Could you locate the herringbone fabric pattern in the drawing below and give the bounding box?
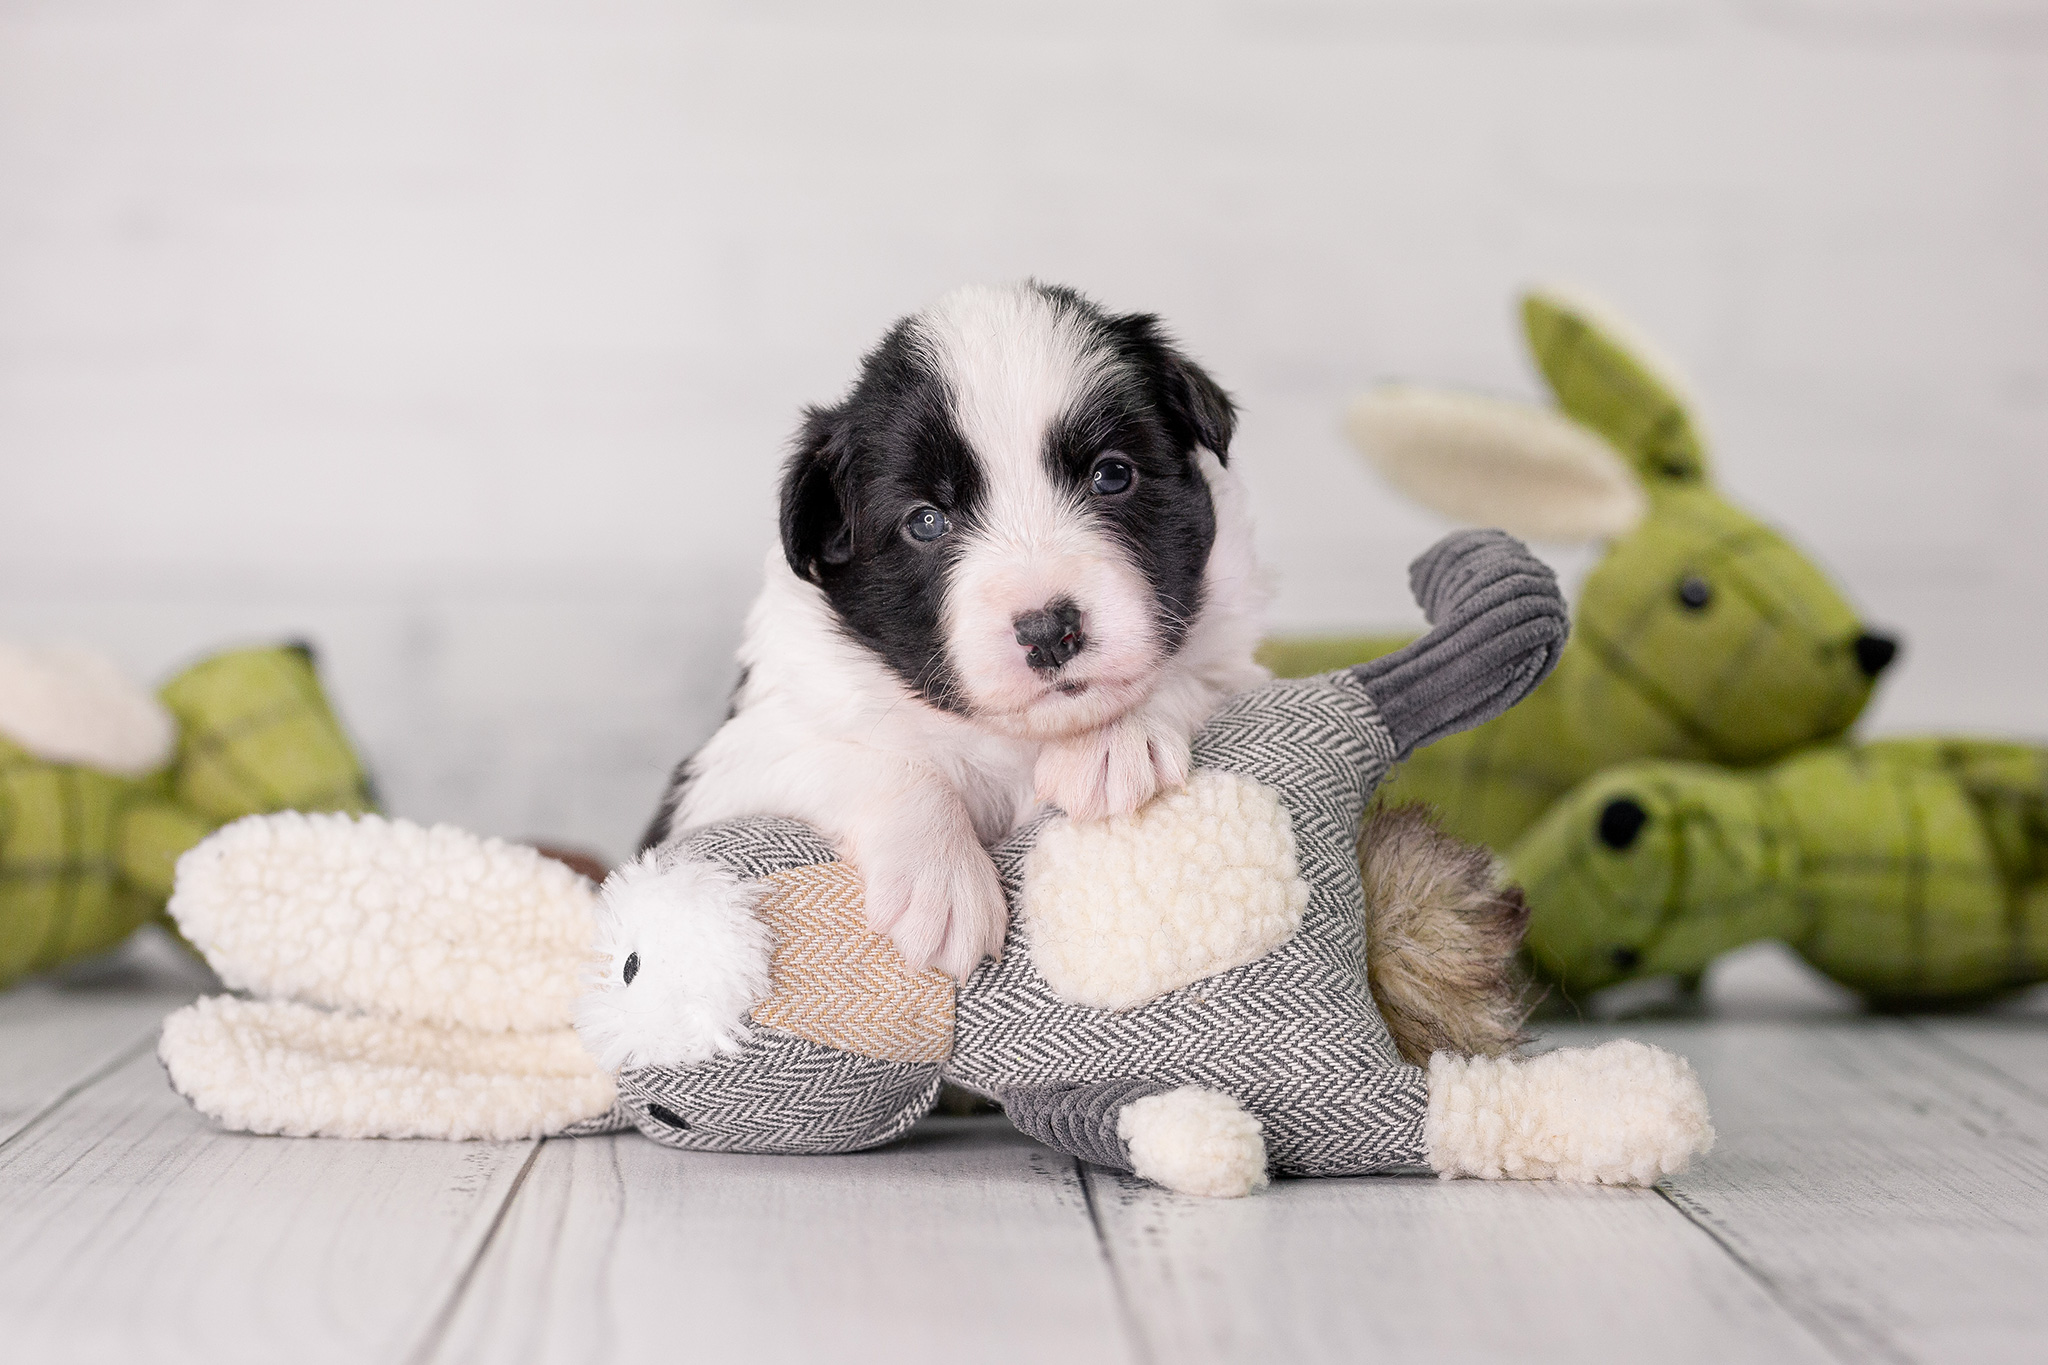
[951,671,1431,1177]
[615,531,1567,1178]
[752,862,954,1064]
[621,672,1431,1173]
[619,1028,941,1154]
[671,817,837,880]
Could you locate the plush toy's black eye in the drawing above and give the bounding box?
[905,505,951,543]
[1610,946,1642,972]
[622,951,640,985]
[1090,455,1135,496]
[1677,576,1713,610]
[1597,797,1649,850]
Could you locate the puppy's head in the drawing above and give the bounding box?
[781,282,1234,739]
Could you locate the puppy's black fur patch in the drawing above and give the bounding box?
[779,282,1234,708]
[781,316,983,710]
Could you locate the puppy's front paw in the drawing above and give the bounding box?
[1034,715,1191,822]
[857,827,1008,982]
[574,852,771,1072]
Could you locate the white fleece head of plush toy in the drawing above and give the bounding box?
[575,849,775,1072]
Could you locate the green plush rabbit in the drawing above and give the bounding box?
[1509,739,2048,1007]
[1263,289,1899,853]
[0,641,374,987]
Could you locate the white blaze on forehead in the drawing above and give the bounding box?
[915,283,1116,524]
[916,284,1162,736]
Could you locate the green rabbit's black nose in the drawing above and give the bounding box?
[1854,632,1899,678]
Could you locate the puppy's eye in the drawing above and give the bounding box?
[1090,455,1135,496]
[905,506,951,543]
[1676,575,1713,611]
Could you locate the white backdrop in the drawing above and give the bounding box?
[4,0,2045,859]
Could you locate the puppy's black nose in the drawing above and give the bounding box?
[1853,631,1899,679]
[1014,601,1085,672]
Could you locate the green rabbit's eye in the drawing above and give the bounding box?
[1677,576,1713,611]
[1597,796,1649,849]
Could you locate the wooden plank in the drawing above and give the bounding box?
[1916,1017,2048,1100]
[1086,1164,1836,1365]
[426,1116,1138,1365]
[1584,1019,2048,1365]
[0,1048,539,1365]
[0,928,210,1147]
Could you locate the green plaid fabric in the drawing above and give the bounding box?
[160,645,376,822]
[1513,740,2048,1006]
[1266,291,1878,855]
[1,644,376,990]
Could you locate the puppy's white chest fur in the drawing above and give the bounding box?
[679,553,1044,848]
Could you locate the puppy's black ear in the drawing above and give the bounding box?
[1106,310,1238,464]
[1165,350,1236,463]
[779,406,854,583]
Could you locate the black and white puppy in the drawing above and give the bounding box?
[586,283,1266,1065]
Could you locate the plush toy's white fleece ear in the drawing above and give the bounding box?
[574,849,773,1071]
[160,996,615,1140]
[1346,387,1647,543]
[1426,1040,1713,1185]
[0,639,175,774]
[170,812,598,1032]
[1117,1086,1270,1198]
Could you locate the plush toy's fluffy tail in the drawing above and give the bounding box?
[1360,804,1531,1066]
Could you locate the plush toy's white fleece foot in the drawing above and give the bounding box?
[159,996,615,1140]
[1117,1085,1270,1198]
[1426,1040,1714,1185]
[574,849,773,1071]
[170,812,599,1033]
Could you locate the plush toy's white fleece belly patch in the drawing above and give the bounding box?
[1023,769,1310,1010]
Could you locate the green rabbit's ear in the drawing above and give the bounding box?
[1521,288,1710,486]
[1346,386,1646,542]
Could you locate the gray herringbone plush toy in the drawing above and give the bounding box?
[161,531,1713,1198]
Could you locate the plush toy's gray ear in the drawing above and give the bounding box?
[1346,386,1646,543]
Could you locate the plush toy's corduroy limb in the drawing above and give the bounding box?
[1350,529,1568,758]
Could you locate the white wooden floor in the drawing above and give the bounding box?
[4,938,2046,1365]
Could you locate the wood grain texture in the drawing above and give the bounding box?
[9,979,2048,1365]
[1086,1165,1835,1365]
[1573,1019,2048,1365]
[0,931,210,1147]
[1918,1017,2048,1100]
[0,1049,539,1365]
[426,1117,1138,1365]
